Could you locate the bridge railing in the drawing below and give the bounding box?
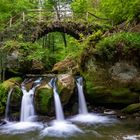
[1,9,112,32]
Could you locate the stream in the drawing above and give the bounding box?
[0,117,140,140]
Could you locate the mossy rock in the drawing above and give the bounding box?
[0,77,22,115]
[10,86,23,113]
[34,84,53,115]
[83,60,140,106]
[86,84,139,105]
[122,103,140,114]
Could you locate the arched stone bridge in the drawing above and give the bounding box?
[0,20,104,42]
[30,21,103,42]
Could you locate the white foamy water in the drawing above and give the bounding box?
[0,122,44,134]
[69,113,116,124]
[74,77,117,124]
[53,87,65,121]
[49,78,65,121]
[5,88,13,121]
[123,135,140,140]
[76,77,88,114]
[20,78,41,122]
[40,120,83,137]
[40,78,83,137]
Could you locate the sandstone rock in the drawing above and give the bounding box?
[52,58,79,74]
[57,74,75,105]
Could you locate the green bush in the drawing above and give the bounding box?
[98,0,140,24]
[95,32,140,61]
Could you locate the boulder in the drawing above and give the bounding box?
[52,58,79,74]
[82,51,140,107]
[57,74,75,105]
[122,103,140,114]
[109,62,138,82]
[0,77,22,115]
[6,49,44,75]
[34,74,76,115]
[34,83,53,115]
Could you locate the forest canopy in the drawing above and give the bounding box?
[0,0,140,27]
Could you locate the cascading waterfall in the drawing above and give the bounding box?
[70,77,113,124]
[40,78,82,137]
[20,78,42,122]
[49,78,65,121]
[76,77,88,114]
[4,88,13,121]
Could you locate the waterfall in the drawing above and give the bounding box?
[20,78,41,122]
[49,78,65,121]
[5,88,13,121]
[40,78,83,137]
[76,77,88,114]
[70,77,112,124]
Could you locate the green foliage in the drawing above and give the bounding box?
[35,87,53,114]
[0,84,7,114]
[71,0,88,14]
[98,0,140,24]
[4,40,50,63]
[0,0,37,29]
[96,32,140,60]
[45,32,82,61]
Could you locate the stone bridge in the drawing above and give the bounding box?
[0,20,103,43]
[0,10,109,43]
[30,21,103,42]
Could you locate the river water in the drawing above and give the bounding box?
[0,117,140,140]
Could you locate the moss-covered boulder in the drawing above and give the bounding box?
[122,103,140,114]
[57,74,75,105]
[10,86,23,114]
[80,32,140,107]
[0,77,22,115]
[84,61,140,106]
[86,85,139,105]
[34,74,76,115]
[1,40,46,76]
[34,84,53,115]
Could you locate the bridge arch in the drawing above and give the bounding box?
[30,21,96,42]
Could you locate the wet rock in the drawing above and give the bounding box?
[122,103,140,114]
[0,77,22,115]
[34,83,53,115]
[57,74,75,105]
[0,119,7,126]
[10,86,23,114]
[104,109,116,115]
[86,84,139,105]
[34,74,76,115]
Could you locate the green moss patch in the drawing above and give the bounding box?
[0,77,22,115]
[35,87,53,115]
[122,103,140,114]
